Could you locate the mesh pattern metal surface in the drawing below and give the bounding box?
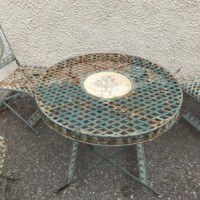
[0,25,48,95]
[0,65,48,95]
[183,77,200,102]
[0,136,7,176]
[35,53,183,145]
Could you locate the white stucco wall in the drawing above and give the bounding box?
[0,0,200,80]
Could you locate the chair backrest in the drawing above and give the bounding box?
[183,77,200,102]
[0,25,20,69]
[0,136,7,176]
[0,37,5,61]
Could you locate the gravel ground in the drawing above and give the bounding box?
[0,92,199,200]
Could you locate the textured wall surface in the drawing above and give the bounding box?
[0,0,200,80]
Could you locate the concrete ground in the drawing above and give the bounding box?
[0,92,199,200]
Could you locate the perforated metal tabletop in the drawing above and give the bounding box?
[35,53,183,145]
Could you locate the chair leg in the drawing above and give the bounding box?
[0,93,20,112]
[183,111,200,132]
[0,176,7,200]
[0,93,40,135]
[0,175,17,200]
[181,99,200,132]
[1,175,17,182]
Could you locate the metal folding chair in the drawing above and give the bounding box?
[0,25,48,135]
[0,136,16,200]
[182,77,200,131]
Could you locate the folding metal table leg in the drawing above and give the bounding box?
[54,141,79,195]
[54,143,161,198]
[54,144,129,194]
[91,145,161,198]
[137,143,147,184]
[67,141,79,184]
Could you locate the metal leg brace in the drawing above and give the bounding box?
[182,100,200,132]
[183,112,200,132]
[54,142,161,197]
[0,93,40,135]
[0,175,17,200]
[0,93,20,112]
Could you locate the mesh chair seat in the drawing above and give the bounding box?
[0,65,47,95]
[182,77,200,102]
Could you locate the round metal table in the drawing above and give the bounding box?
[35,53,182,145]
[34,53,183,197]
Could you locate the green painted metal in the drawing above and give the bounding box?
[0,175,17,200]
[0,137,6,200]
[0,25,19,69]
[66,141,79,185]
[137,143,147,184]
[55,141,161,198]
[183,112,200,132]
[35,53,183,145]
[0,136,7,178]
[182,77,200,131]
[0,37,4,61]
[0,93,20,112]
[0,93,40,134]
[54,143,131,194]
[1,99,39,135]
[27,110,41,127]
[0,25,45,134]
[35,53,182,197]
[183,77,200,102]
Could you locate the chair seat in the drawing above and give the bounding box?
[182,77,200,102]
[0,25,46,133]
[0,65,47,95]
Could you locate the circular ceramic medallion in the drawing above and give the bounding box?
[83,71,132,99]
